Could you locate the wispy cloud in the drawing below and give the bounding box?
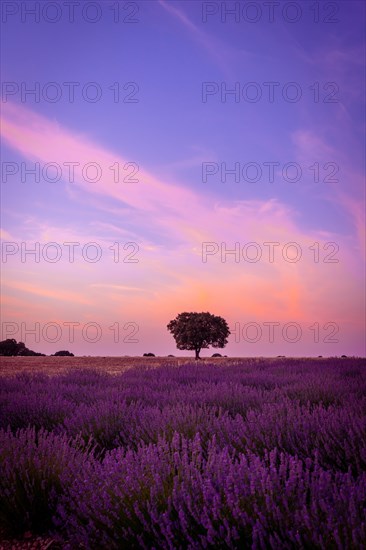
[2,280,92,305]
[157,0,240,78]
[89,283,152,293]
[291,129,365,257]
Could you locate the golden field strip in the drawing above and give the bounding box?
[0,355,328,376]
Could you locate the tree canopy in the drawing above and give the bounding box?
[167,312,230,359]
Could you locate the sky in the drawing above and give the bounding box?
[0,0,365,357]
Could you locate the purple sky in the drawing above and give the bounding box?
[1,0,365,357]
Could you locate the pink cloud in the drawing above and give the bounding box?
[2,279,92,305]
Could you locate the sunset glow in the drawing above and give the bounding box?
[1,1,365,357]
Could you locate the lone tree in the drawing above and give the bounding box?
[167,312,230,360]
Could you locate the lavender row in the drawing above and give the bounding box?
[0,358,365,546]
[1,360,365,471]
[1,428,365,548]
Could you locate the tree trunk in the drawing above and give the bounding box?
[195,348,201,360]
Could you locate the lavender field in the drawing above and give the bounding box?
[0,357,365,549]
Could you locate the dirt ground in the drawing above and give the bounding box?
[0,355,247,376]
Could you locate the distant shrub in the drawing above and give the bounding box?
[0,339,45,356]
[211,353,222,357]
[143,353,155,357]
[53,350,75,357]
